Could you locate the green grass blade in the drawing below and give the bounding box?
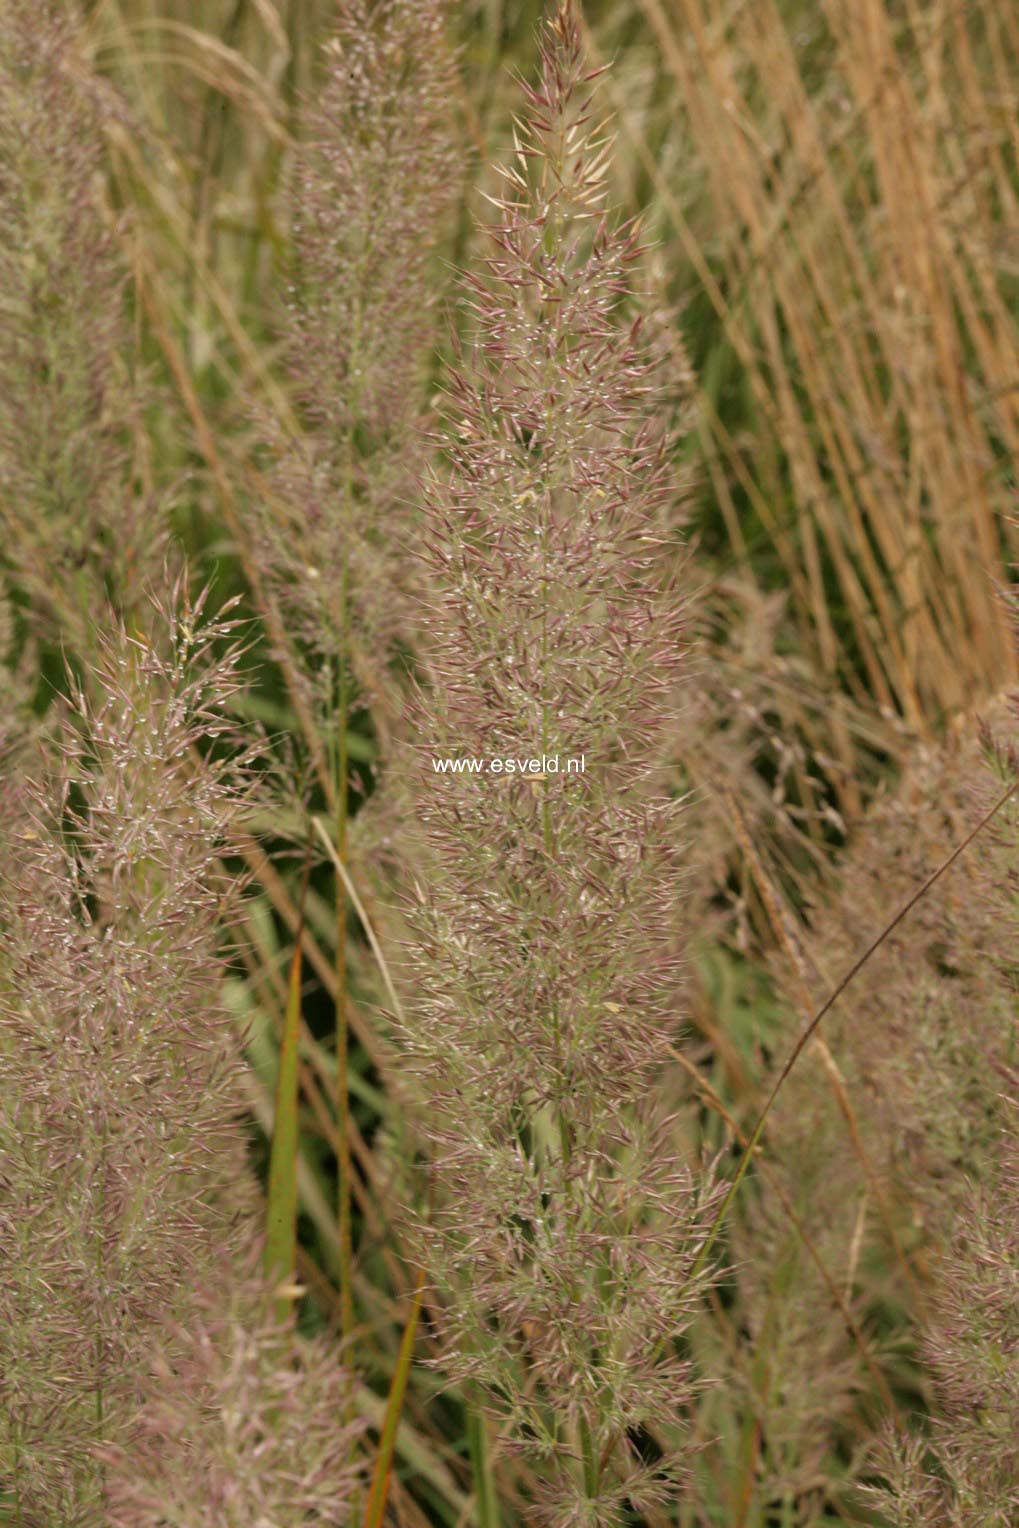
[264,844,313,1324]
[263,935,303,1323]
[362,1269,425,1528]
[466,1403,501,1528]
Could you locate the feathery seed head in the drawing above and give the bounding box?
[103,1265,363,1527]
[255,0,458,736]
[0,0,160,647]
[0,577,261,1521]
[397,4,711,1514]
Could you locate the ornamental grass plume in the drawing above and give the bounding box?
[866,1125,1019,1528]
[759,692,1019,1260]
[102,1262,362,1528]
[706,695,1019,1519]
[252,0,458,1341]
[0,581,260,1523]
[398,5,718,1517]
[255,0,458,738]
[0,0,158,649]
[919,1125,1019,1522]
[862,703,1019,1527]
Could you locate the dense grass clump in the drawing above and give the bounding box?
[0,0,1016,1524]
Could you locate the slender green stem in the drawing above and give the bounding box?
[466,1400,501,1528]
[361,1267,425,1528]
[94,1122,107,1508]
[335,591,354,1344]
[579,1410,600,1500]
[13,1419,22,1527]
[335,288,363,1351]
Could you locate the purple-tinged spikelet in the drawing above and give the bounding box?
[398,4,716,1517]
[0,0,158,647]
[102,1261,362,1527]
[0,581,259,1521]
[740,695,1019,1517]
[256,0,458,734]
[923,1129,1019,1520]
[866,1125,1018,1526]
[863,702,1019,1526]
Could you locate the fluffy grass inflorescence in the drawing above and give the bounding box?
[861,701,1019,1526]
[256,0,459,738]
[251,0,460,1352]
[4,2,1019,1524]
[921,1130,1019,1523]
[399,4,718,1517]
[0,582,259,1522]
[866,1115,1019,1528]
[101,1264,362,1528]
[0,0,157,650]
[706,693,1019,1520]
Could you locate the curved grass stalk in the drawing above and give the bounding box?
[686,773,1019,1290]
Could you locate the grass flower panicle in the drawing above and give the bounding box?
[250,0,460,1355]
[101,1264,363,1528]
[864,700,1019,1526]
[256,0,458,734]
[720,692,1019,1514]
[0,581,260,1522]
[2,2,1017,1523]
[867,1125,1019,1527]
[0,0,157,648]
[398,5,718,1516]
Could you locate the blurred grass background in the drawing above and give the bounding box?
[57,0,1019,1521]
